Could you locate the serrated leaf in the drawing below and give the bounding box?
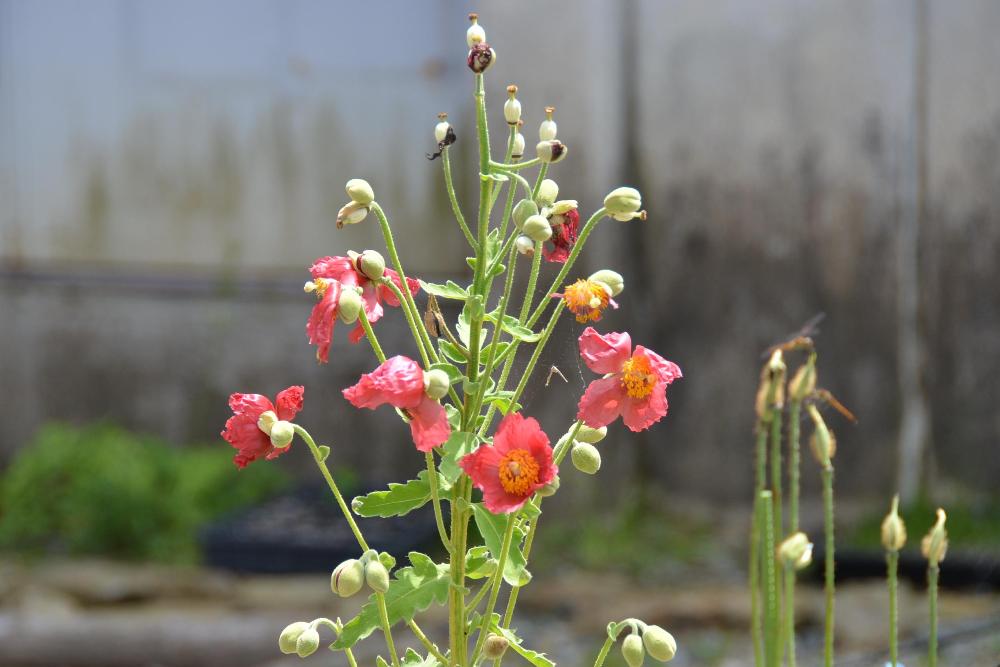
[493,626,556,667]
[439,340,468,363]
[429,361,464,384]
[484,311,542,342]
[465,545,495,579]
[439,432,477,485]
[376,657,390,667]
[333,552,450,649]
[402,648,440,667]
[352,474,432,518]
[420,280,469,300]
[481,390,522,415]
[472,503,530,587]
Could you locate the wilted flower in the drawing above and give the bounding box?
[221,386,304,469]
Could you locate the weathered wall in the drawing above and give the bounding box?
[1,0,998,505]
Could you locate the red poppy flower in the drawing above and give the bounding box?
[576,327,682,432]
[306,256,420,362]
[459,413,557,514]
[222,386,304,469]
[542,207,579,263]
[342,356,451,452]
[555,278,618,323]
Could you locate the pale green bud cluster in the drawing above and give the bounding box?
[642,625,677,662]
[257,410,295,449]
[512,199,538,231]
[337,178,375,228]
[522,215,552,242]
[331,551,394,597]
[576,424,607,444]
[622,633,645,667]
[350,249,386,281]
[535,179,559,207]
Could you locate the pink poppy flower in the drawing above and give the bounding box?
[576,327,682,432]
[306,256,420,362]
[542,207,579,263]
[342,356,451,452]
[222,386,304,469]
[459,413,557,514]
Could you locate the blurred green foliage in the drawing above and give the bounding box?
[0,422,288,562]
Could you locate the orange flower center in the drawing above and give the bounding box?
[498,449,540,496]
[620,354,656,399]
[562,279,611,323]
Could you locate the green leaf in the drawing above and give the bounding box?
[333,552,450,649]
[420,280,469,300]
[456,306,471,347]
[438,432,477,485]
[438,340,468,363]
[316,445,330,461]
[429,362,464,385]
[464,545,495,580]
[376,657,390,667]
[480,390,521,414]
[352,474,433,518]
[492,626,556,667]
[402,648,441,667]
[485,311,542,342]
[471,503,531,587]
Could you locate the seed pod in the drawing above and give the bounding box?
[642,625,677,662]
[575,425,607,444]
[622,633,646,667]
[483,634,509,660]
[536,139,567,164]
[278,621,310,655]
[337,288,364,325]
[466,13,486,47]
[881,494,907,552]
[467,43,496,74]
[504,85,522,125]
[539,106,557,141]
[331,559,365,597]
[511,131,525,159]
[571,442,601,475]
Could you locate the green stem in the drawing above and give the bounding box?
[465,580,491,614]
[380,277,433,367]
[470,515,518,664]
[506,301,566,415]
[751,382,776,667]
[407,618,449,665]
[770,403,783,559]
[822,464,835,667]
[358,308,387,364]
[783,566,797,667]
[531,164,549,198]
[761,491,779,667]
[518,240,544,323]
[591,637,615,667]
[345,648,359,667]
[489,157,541,171]
[789,400,802,532]
[493,167,534,200]
[888,550,899,667]
[928,563,939,667]
[426,451,451,552]
[377,593,401,667]
[488,127,518,210]
[442,149,476,248]
[474,240,520,417]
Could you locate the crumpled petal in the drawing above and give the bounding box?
[578,327,632,374]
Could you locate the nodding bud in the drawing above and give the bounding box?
[257,410,278,435]
[539,106,557,141]
[435,112,451,143]
[536,139,567,164]
[513,199,539,231]
[604,186,643,221]
[269,421,295,449]
[504,86,522,125]
[353,249,386,281]
[331,559,365,597]
[522,215,553,242]
[512,131,525,159]
[921,508,948,565]
[279,621,311,655]
[550,200,578,216]
[589,270,625,297]
[536,475,560,497]
[575,424,607,444]
[467,43,496,73]
[423,369,451,400]
[337,200,369,228]
[755,350,787,418]
[778,532,814,570]
[364,560,390,593]
[466,13,486,47]
[881,494,907,552]
[483,634,509,660]
[789,356,816,402]
[807,404,834,466]
[345,178,374,206]
[642,625,677,663]
[515,235,535,255]
[295,627,320,658]
[622,633,646,667]
[536,179,559,207]
[337,287,364,325]
[571,441,601,474]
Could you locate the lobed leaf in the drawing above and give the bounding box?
[472,503,531,587]
[351,473,436,518]
[438,432,478,485]
[420,280,469,301]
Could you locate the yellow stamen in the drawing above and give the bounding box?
[620,354,656,399]
[304,277,330,298]
[498,449,540,495]
[562,279,611,323]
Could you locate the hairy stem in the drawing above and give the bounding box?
[426,451,450,552]
[442,149,475,248]
[928,563,939,667]
[407,618,449,665]
[470,514,517,664]
[888,550,899,667]
[822,464,835,667]
[761,491,779,667]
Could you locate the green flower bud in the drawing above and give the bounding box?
[575,425,607,444]
[337,200,369,228]
[331,559,365,597]
[295,627,320,658]
[604,186,642,221]
[278,621,311,655]
[269,420,295,449]
[778,532,813,570]
[536,475,560,497]
[337,288,364,325]
[352,249,385,281]
[881,494,907,552]
[365,560,390,593]
[921,508,948,565]
[807,404,833,466]
[536,140,567,164]
[535,179,559,207]
[539,106,557,141]
[512,199,539,231]
[423,369,451,401]
[512,131,525,159]
[483,634,509,660]
[515,235,535,255]
[522,215,552,242]
[257,410,278,435]
[345,179,374,206]
[550,199,578,216]
[589,270,624,297]
[622,633,645,667]
[642,625,677,662]
[571,441,601,475]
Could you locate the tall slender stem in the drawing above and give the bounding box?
[751,381,777,667]
[928,563,939,667]
[442,149,476,248]
[380,277,433,367]
[470,515,517,664]
[822,464,835,667]
[358,308,387,364]
[770,404,784,559]
[531,164,549,198]
[426,451,450,552]
[887,550,899,667]
[761,491,779,667]
[407,618,449,665]
[591,637,615,667]
[783,566,797,667]
[518,241,544,323]
[788,400,802,532]
[377,594,401,667]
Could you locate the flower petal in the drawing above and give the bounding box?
[634,345,682,385]
[576,375,626,428]
[578,328,632,374]
[491,413,546,456]
[310,256,357,285]
[275,386,305,421]
[408,396,452,452]
[222,393,276,469]
[620,382,669,432]
[342,356,425,410]
[306,281,342,364]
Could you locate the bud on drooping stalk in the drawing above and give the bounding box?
[921,508,948,565]
[571,441,601,474]
[337,287,364,325]
[269,420,295,449]
[351,249,386,281]
[536,139,567,164]
[603,186,643,220]
[295,626,320,658]
[364,559,391,593]
[434,112,452,144]
[466,13,486,46]
[337,201,369,228]
[807,404,835,466]
[278,621,311,655]
[423,368,451,400]
[483,634,509,660]
[331,558,366,597]
[504,85,522,125]
[641,625,677,662]
[778,531,814,570]
[622,633,646,667]
[881,494,907,552]
[522,215,553,242]
[589,269,625,297]
[536,474,560,497]
[539,106,558,141]
[515,235,535,255]
[345,178,375,206]
[575,424,607,444]
[512,198,539,231]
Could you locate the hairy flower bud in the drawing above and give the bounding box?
[365,560,390,593]
[756,350,787,418]
[295,627,320,658]
[522,215,553,242]
[535,179,559,207]
[778,531,813,570]
[571,441,601,474]
[269,420,295,449]
[331,559,365,597]
[467,43,496,74]
[513,199,539,231]
[622,633,646,667]
[279,621,311,655]
[550,200,578,216]
[536,475,560,497]
[604,186,643,221]
[345,178,374,206]
[512,131,525,159]
[575,425,607,444]
[350,249,385,281]
[536,140,567,164]
[881,494,907,552]
[642,625,677,662]
[337,200,369,228]
[504,85,521,125]
[466,14,486,47]
[589,270,625,297]
[788,357,816,402]
[539,106,557,141]
[337,287,364,325]
[515,235,535,255]
[483,634,509,660]
[921,508,948,565]
[257,410,278,435]
[423,369,451,400]
[807,404,834,465]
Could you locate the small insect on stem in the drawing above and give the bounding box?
[545,365,567,387]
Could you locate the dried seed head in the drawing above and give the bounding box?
[536,139,567,164]
[467,43,496,73]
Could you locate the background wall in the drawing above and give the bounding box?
[2,0,998,505]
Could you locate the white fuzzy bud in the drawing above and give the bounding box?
[515,235,535,255]
[331,559,365,597]
[345,178,374,206]
[423,369,451,400]
[539,106,557,140]
[279,621,311,655]
[269,421,295,449]
[295,627,320,658]
[522,215,553,242]
[435,120,451,143]
[589,269,625,297]
[604,186,643,221]
[622,634,645,667]
[535,179,559,207]
[642,625,677,662]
